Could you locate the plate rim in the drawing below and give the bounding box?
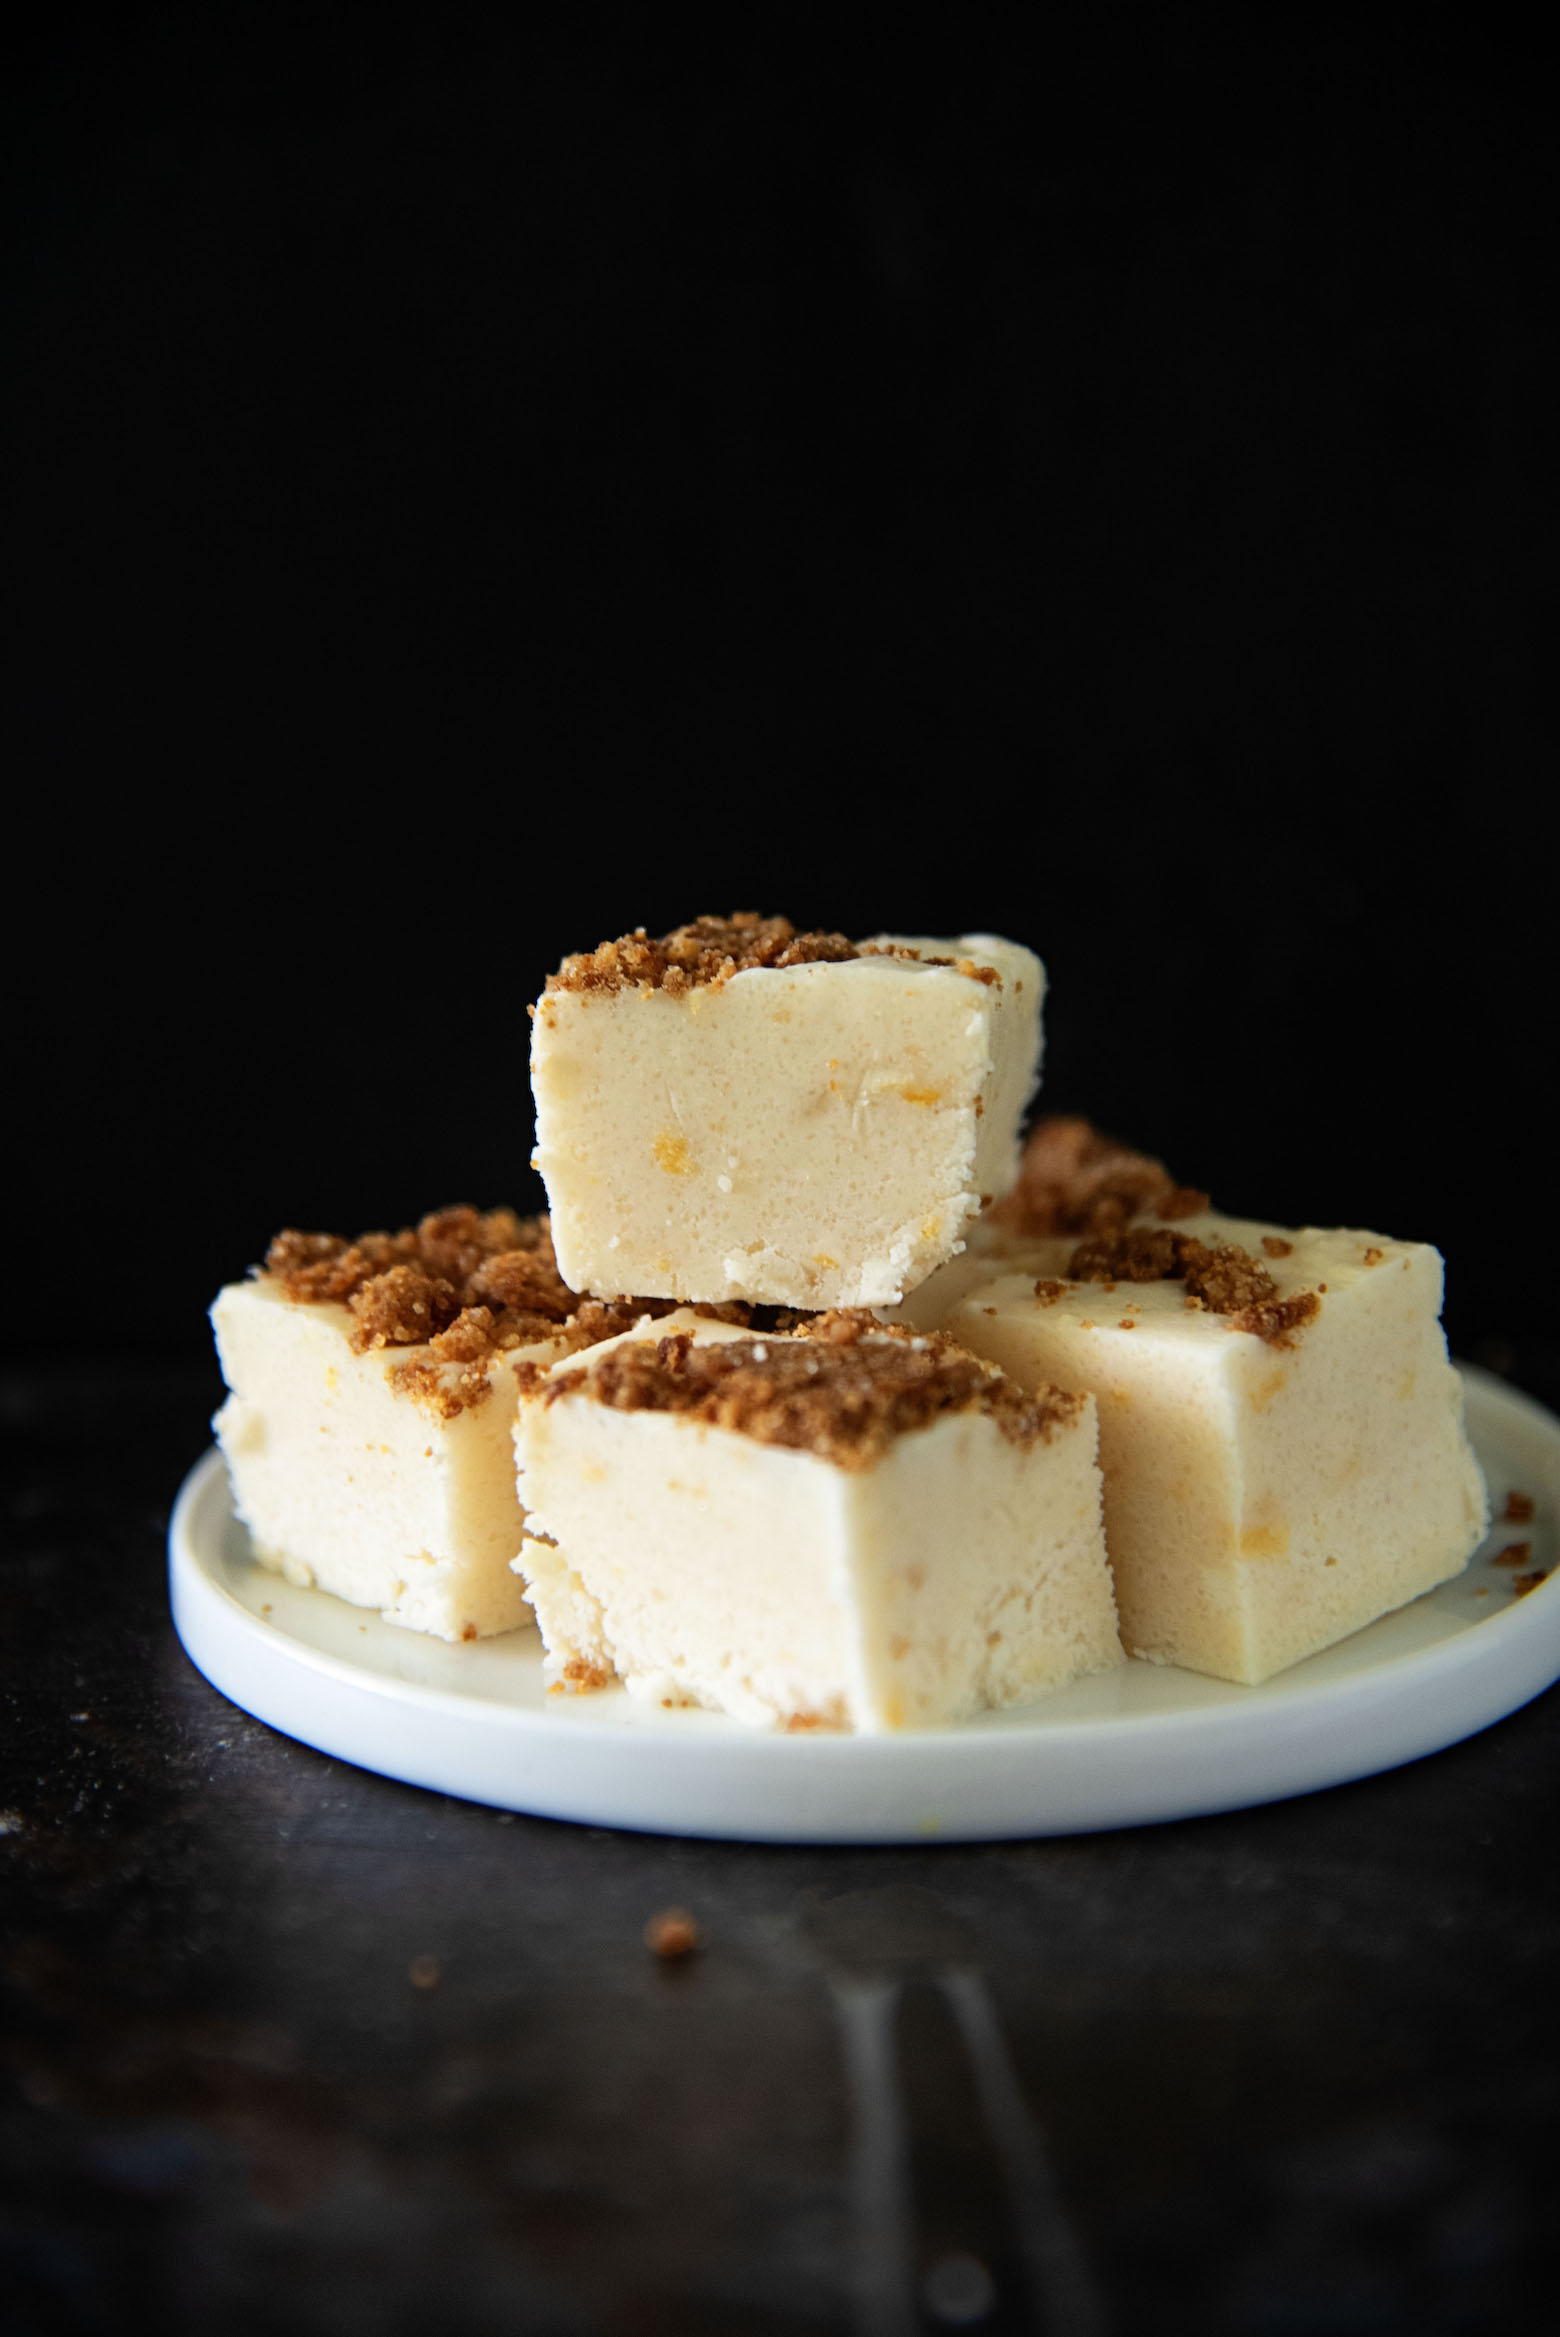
[166,1364,1560,1837]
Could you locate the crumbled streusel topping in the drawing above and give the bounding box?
[260,1208,796,1417]
[266,1208,575,1356]
[1064,1224,1320,1346]
[991,1116,1207,1239]
[544,1311,1083,1470]
[545,914,859,998]
[541,913,1000,1000]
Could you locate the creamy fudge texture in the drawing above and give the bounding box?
[932,1210,1488,1685]
[212,1278,549,1640]
[530,915,1044,1309]
[512,1314,1120,1730]
[209,1205,662,1641]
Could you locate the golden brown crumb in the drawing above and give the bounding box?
[387,1355,495,1421]
[644,1908,701,1959]
[1183,1245,1282,1317]
[540,1293,799,1362]
[258,1208,788,1417]
[1262,1236,1294,1259]
[267,1208,572,1335]
[543,914,1001,998]
[1155,1186,1211,1220]
[1034,1278,1068,1306]
[991,1116,1189,1239]
[553,1655,615,1693]
[547,913,860,996]
[1504,1490,1536,1523]
[1065,1225,1320,1347]
[545,1319,1082,1469]
[1225,1290,1323,1346]
[1363,1246,1385,1265]
[805,1305,908,1345]
[857,943,998,983]
[349,1264,462,1351]
[426,1306,501,1365]
[1491,1541,1533,1569]
[1512,1570,1550,1597]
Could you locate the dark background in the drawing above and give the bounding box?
[6,8,1550,1362]
[4,23,1558,2333]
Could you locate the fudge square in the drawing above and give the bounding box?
[887,1115,1202,1333]
[932,1208,1488,1685]
[512,1311,1121,1731]
[529,913,1044,1310]
[212,1207,658,1643]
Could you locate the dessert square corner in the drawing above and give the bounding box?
[529,926,1044,1309]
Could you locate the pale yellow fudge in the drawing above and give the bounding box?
[928,1199,1487,1686]
[211,1208,679,1642]
[892,1114,1205,1328]
[529,913,1044,1310]
[512,1311,1120,1731]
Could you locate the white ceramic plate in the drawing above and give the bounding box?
[168,1366,1560,1843]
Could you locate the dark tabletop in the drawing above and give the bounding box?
[7,12,1555,2325]
[2,1354,1557,2337]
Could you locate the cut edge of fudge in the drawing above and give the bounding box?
[529,914,1045,1310]
[936,1199,1489,1685]
[512,1311,1119,1731]
[210,1208,808,1644]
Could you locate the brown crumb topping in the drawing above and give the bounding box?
[267,1208,570,1332]
[1157,1186,1212,1220]
[544,1315,1082,1470]
[1224,1290,1324,1345]
[551,1654,615,1694]
[542,912,998,999]
[1064,1225,1321,1347]
[1503,1490,1535,1523]
[991,1116,1201,1239]
[260,1207,797,1419]
[546,913,860,997]
[1512,1570,1550,1598]
[1261,1236,1294,1259]
[1491,1541,1532,1569]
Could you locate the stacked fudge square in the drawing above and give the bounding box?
[212,913,1487,1732]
